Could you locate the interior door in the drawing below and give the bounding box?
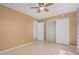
[56,18,70,45]
[33,21,38,40]
[47,22,56,42]
[37,22,44,41]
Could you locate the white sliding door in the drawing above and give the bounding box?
[47,22,56,42]
[56,18,70,45]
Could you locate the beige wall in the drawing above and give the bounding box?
[44,12,77,46]
[0,5,34,51]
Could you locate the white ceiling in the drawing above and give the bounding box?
[1,3,79,20]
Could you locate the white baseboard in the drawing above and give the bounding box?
[0,42,33,54]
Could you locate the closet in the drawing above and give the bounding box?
[47,18,70,45]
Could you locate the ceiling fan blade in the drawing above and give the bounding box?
[30,7,38,9]
[45,3,53,7]
[38,3,42,7]
[41,3,44,6]
[38,3,44,7]
[44,8,49,12]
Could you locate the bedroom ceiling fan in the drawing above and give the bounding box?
[30,3,53,13]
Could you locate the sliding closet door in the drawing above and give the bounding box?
[47,22,56,42]
[56,18,70,45]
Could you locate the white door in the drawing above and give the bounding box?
[37,22,44,41]
[33,21,38,40]
[47,22,56,42]
[56,18,70,45]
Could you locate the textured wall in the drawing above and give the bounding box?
[0,5,33,51]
